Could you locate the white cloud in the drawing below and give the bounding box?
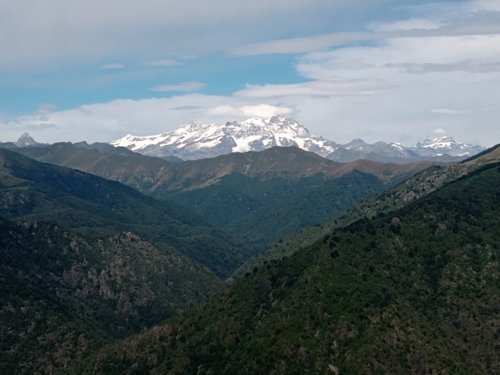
[0,0,357,69]
[276,21,500,147]
[296,35,500,81]
[469,0,500,12]
[0,96,293,142]
[208,104,292,118]
[432,128,447,136]
[235,80,395,98]
[2,0,500,149]
[229,1,500,57]
[100,63,125,70]
[1,82,499,148]
[149,82,206,92]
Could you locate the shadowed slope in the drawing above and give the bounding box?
[0,149,250,277]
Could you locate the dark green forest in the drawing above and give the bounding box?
[0,148,249,277]
[1,146,498,373]
[72,162,500,374]
[0,219,221,373]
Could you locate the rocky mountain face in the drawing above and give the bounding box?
[15,132,38,147]
[111,117,484,163]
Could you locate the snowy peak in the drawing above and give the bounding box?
[327,136,484,163]
[112,117,336,160]
[417,136,456,148]
[111,118,484,162]
[412,136,484,157]
[328,138,417,163]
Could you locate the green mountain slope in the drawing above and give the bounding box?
[75,162,500,374]
[13,143,432,190]
[235,144,500,276]
[0,218,221,373]
[0,148,250,277]
[169,170,384,249]
[12,144,433,250]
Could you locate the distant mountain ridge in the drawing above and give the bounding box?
[111,117,484,162]
[9,143,433,251]
[9,141,434,193]
[411,136,484,158]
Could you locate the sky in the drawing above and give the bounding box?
[1,0,500,146]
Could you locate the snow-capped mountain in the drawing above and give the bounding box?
[112,116,337,160]
[327,139,418,163]
[111,117,484,162]
[327,136,484,163]
[411,136,484,158]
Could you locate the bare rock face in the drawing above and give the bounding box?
[15,133,38,147]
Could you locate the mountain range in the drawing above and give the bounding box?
[0,148,250,277]
[7,142,434,250]
[111,116,484,163]
[0,128,497,373]
[235,143,500,277]
[71,144,500,374]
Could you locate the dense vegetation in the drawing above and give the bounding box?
[0,218,221,373]
[235,144,500,277]
[2,144,498,373]
[74,163,500,374]
[167,170,384,249]
[12,144,430,251]
[0,149,250,277]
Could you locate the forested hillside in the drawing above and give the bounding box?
[73,159,500,374]
[0,219,221,373]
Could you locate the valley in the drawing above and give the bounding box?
[3,1,500,373]
[71,146,500,374]
[9,142,434,250]
[0,135,497,373]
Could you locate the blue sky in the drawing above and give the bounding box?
[1,0,500,146]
